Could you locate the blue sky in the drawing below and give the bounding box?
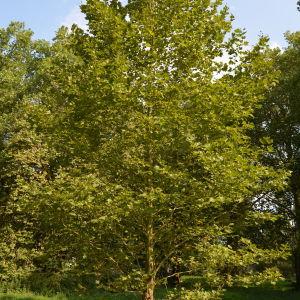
[0,0,299,47]
[226,0,300,47]
[0,0,84,40]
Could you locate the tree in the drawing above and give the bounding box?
[10,1,289,299]
[0,22,51,282]
[253,31,300,289]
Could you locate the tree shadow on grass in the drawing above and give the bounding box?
[0,291,142,300]
[224,286,300,300]
[0,297,40,300]
[0,294,65,300]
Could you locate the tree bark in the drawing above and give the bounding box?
[294,190,300,290]
[143,222,155,300]
[292,174,300,290]
[143,276,155,300]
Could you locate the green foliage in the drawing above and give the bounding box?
[0,21,50,284]
[0,1,291,299]
[252,31,300,286]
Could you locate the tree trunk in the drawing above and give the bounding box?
[292,174,300,290]
[143,276,155,300]
[294,189,300,290]
[143,222,155,300]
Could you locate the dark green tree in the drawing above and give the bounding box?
[253,31,300,289]
[0,22,50,282]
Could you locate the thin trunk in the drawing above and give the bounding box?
[143,276,155,300]
[294,189,300,290]
[292,174,300,290]
[143,223,155,300]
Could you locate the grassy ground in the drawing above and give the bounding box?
[0,292,139,300]
[0,283,299,299]
[223,286,300,300]
[0,289,173,300]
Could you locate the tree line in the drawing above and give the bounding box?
[0,1,299,299]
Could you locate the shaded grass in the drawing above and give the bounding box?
[0,292,140,300]
[223,283,300,300]
[0,282,300,300]
[0,282,171,300]
[223,288,300,300]
[0,291,144,300]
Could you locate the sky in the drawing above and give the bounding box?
[0,0,299,48]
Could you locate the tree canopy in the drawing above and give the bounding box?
[0,1,293,300]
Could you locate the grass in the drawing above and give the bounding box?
[223,285,300,300]
[0,290,146,300]
[0,292,126,300]
[0,282,300,300]
[0,292,141,300]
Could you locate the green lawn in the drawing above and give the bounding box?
[0,293,120,300]
[0,284,299,300]
[223,286,300,300]
[0,291,145,300]
[0,292,140,300]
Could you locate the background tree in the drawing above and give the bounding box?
[0,22,50,283]
[253,31,300,289]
